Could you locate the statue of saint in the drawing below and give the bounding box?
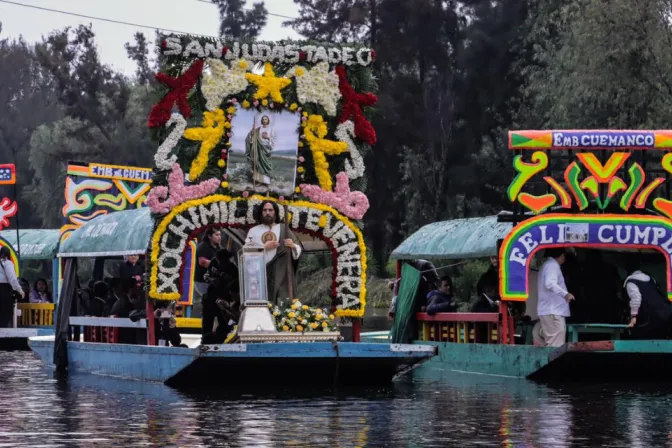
[245,114,275,185]
[245,200,302,304]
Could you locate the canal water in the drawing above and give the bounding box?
[2,309,672,447]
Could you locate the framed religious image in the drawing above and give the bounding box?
[227,108,300,196]
[239,247,269,305]
[565,223,589,243]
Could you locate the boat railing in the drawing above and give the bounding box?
[70,316,147,344]
[17,303,55,327]
[416,312,514,344]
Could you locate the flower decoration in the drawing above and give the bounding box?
[148,59,204,128]
[154,113,187,171]
[334,120,365,180]
[336,65,377,145]
[183,108,229,181]
[303,114,348,190]
[0,198,18,231]
[245,62,292,103]
[146,164,220,215]
[201,58,250,111]
[273,299,338,332]
[301,172,370,219]
[288,62,341,116]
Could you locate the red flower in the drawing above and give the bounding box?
[370,50,376,61]
[299,51,307,62]
[222,46,229,56]
[335,65,377,145]
[147,59,204,128]
[161,40,167,49]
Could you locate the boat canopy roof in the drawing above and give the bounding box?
[0,229,61,260]
[58,207,330,258]
[390,215,512,261]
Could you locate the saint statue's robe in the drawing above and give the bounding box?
[245,125,274,184]
[246,223,302,304]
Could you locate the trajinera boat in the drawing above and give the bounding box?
[380,129,672,382]
[28,34,436,387]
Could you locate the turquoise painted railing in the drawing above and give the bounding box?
[416,312,514,344]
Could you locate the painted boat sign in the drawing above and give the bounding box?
[508,130,672,150]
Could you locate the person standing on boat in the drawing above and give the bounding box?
[194,228,222,316]
[535,248,574,347]
[624,262,672,339]
[0,247,23,327]
[245,200,302,304]
[477,256,499,297]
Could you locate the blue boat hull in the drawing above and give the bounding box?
[0,328,54,351]
[28,337,437,387]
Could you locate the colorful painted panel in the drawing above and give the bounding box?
[0,163,19,232]
[509,130,672,150]
[499,214,672,301]
[60,162,152,244]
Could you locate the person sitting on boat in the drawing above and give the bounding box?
[29,278,52,303]
[119,254,144,280]
[624,261,672,339]
[245,200,302,305]
[425,276,457,315]
[471,283,500,313]
[477,256,498,297]
[85,281,109,317]
[534,248,574,347]
[109,278,133,318]
[18,277,30,303]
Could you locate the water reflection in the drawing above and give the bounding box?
[3,352,672,446]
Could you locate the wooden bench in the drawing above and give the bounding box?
[416,312,512,344]
[567,323,628,343]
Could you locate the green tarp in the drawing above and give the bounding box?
[0,229,61,260]
[390,215,512,260]
[58,208,152,258]
[391,263,422,344]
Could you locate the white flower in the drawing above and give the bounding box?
[287,62,341,116]
[335,121,365,180]
[201,58,250,111]
[155,113,186,171]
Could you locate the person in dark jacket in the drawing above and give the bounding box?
[476,256,499,297]
[625,260,672,339]
[472,283,500,313]
[202,249,239,343]
[87,281,109,317]
[425,276,457,315]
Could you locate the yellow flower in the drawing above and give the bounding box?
[295,67,305,76]
[268,303,272,309]
[322,321,328,328]
[318,215,327,228]
[245,62,292,102]
[182,109,228,181]
[273,311,279,316]
[304,114,348,190]
[227,106,236,114]
[221,181,229,188]
[262,99,268,106]
[292,298,299,303]
[289,103,298,111]
[288,312,295,318]
[287,212,293,221]
[282,325,289,331]
[297,325,304,332]
[239,60,248,69]
[311,322,318,329]
[315,314,322,320]
[226,142,232,147]
[242,100,250,108]
[295,187,301,193]
[217,159,226,168]
[302,305,309,310]
[298,142,304,148]
[302,111,308,117]
[329,314,335,320]
[291,304,298,310]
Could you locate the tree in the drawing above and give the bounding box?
[124,32,155,86]
[213,0,268,39]
[27,26,155,226]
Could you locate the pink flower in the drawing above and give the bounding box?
[223,174,228,180]
[227,132,232,137]
[147,164,220,214]
[301,116,307,122]
[298,156,305,163]
[231,98,238,104]
[278,196,285,202]
[242,191,250,198]
[253,100,259,107]
[300,172,370,219]
[297,107,302,112]
[269,103,274,109]
[227,114,233,120]
[221,149,227,155]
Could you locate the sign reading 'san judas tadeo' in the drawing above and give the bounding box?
[499,214,672,301]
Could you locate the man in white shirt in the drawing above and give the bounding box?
[245,200,302,304]
[535,248,574,347]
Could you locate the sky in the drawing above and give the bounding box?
[0,0,302,75]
